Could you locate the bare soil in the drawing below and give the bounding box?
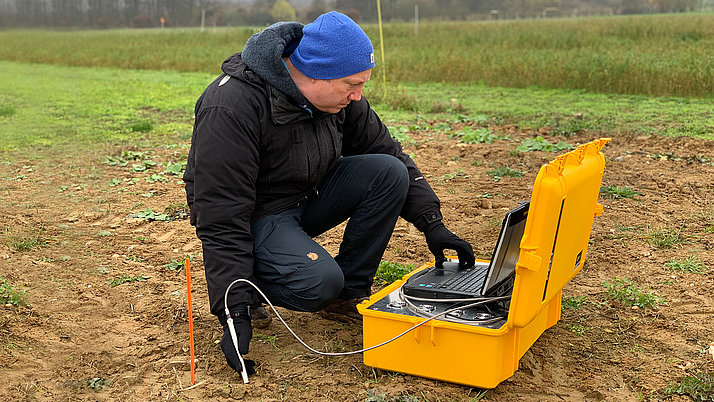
[1,125,713,401]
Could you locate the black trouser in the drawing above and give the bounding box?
[251,154,410,312]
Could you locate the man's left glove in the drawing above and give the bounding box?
[220,307,256,375]
[424,221,475,269]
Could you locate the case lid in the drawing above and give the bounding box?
[509,138,610,328]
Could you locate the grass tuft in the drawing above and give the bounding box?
[127,120,153,133]
[5,230,47,252]
[487,166,524,182]
[0,277,28,306]
[664,256,708,274]
[600,185,640,199]
[646,227,689,249]
[602,277,665,310]
[0,104,16,117]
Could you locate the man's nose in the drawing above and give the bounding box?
[348,88,363,101]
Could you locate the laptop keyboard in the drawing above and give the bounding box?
[439,268,487,293]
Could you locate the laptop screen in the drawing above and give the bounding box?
[482,202,529,295]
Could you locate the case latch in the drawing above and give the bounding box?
[517,250,542,272]
[594,203,604,217]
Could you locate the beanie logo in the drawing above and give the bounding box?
[370,52,375,64]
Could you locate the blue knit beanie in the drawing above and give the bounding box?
[290,11,375,80]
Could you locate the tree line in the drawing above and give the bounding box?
[0,0,708,29]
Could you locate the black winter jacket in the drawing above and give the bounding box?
[183,22,443,318]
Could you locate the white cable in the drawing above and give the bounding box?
[224,278,511,358]
[401,290,509,325]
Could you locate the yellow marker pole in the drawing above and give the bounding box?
[376,0,387,99]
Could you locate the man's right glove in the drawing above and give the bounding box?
[220,307,256,375]
[424,221,475,269]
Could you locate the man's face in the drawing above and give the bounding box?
[302,69,372,114]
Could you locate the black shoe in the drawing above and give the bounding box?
[318,297,369,323]
[251,305,272,329]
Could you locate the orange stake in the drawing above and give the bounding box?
[185,257,196,385]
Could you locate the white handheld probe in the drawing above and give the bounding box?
[223,299,250,383]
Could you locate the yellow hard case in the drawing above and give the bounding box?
[357,138,610,388]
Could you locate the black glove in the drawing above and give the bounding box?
[220,308,256,375]
[424,222,475,269]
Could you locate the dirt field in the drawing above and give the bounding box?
[1,125,713,401]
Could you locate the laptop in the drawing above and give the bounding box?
[402,201,529,300]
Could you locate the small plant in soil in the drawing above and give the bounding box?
[162,255,193,271]
[487,166,524,182]
[164,162,186,176]
[88,377,110,391]
[600,185,640,199]
[602,277,666,309]
[516,136,573,152]
[144,174,168,183]
[0,277,28,306]
[441,169,470,180]
[375,261,414,286]
[664,371,714,401]
[451,127,495,144]
[562,295,587,310]
[108,274,149,287]
[134,208,169,221]
[665,256,708,274]
[5,231,47,252]
[566,323,588,336]
[647,227,689,249]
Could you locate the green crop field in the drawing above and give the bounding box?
[1,59,712,154]
[1,13,713,154]
[1,13,712,97]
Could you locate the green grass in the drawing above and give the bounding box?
[2,61,713,156]
[646,227,689,249]
[603,277,666,309]
[664,371,714,400]
[664,256,709,273]
[1,14,713,97]
[0,277,28,306]
[0,105,16,117]
[487,166,524,181]
[600,185,641,199]
[3,228,47,252]
[0,61,208,152]
[368,82,714,141]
